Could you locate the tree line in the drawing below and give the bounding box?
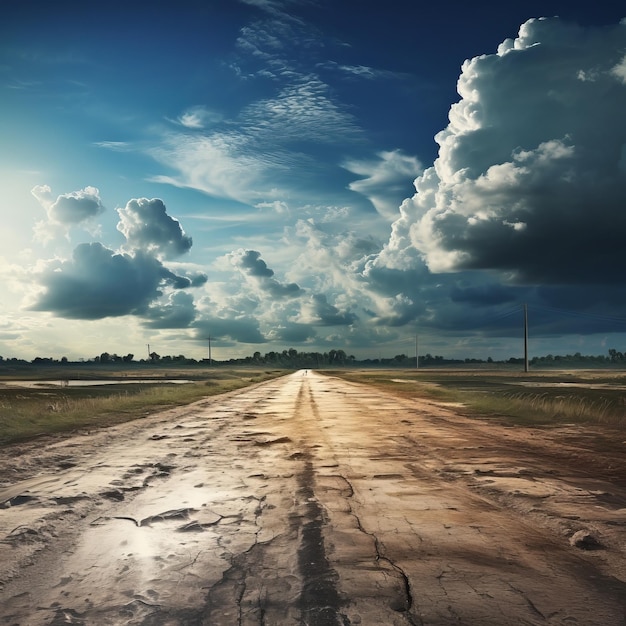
[1,347,626,368]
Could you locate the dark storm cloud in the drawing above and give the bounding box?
[397,18,626,286]
[365,254,626,339]
[272,322,316,343]
[266,280,302,298]
[450,283,519,307]
[309,294,357,326]
[229,249,303,299]
[117,198,192,260]
[194,316,266,344]
[29,243,191,319]
[142,292,197,329]
[236,250,274,277]
[188,272,209,287]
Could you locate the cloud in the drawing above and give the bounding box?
[188,272,209,287]
[238,0,297,18]
[142,291,197,329]
[93,141,131,152]
[229,248,303,298]
[193,315,266,345]
[32,185,105,224]
[344,150,422,219]
[150,77,361,203]
[31,185,105,242]
[29,243,191,320]
[611,54,626,84]
[256,199,290,214]
[117,198,193,259]
[148,131,268,203]
[299,293,357,326]
[241,76,360,143]
[388,17,626,286]
[174,106,223,129]
[317,61,405,81]
[234,249,274,277]
[266,321,316,343]
[148,11,361,205]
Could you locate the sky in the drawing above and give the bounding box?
[1,0,626,363]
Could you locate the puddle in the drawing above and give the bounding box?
[1,379,193,388]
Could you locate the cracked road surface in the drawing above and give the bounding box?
[1,371,626,625]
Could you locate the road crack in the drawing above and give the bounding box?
[339,474,423,625]
[509,583,547,620]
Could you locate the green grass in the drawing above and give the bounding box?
[326,369,626,427]
[0,369,286,444]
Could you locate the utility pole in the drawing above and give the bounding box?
[415,333,419,370]
[524,303,529,373]
[206,336,212,366]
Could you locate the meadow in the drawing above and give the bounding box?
[0,366,286,444]
[327,368,626,427]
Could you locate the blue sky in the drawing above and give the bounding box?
[2,0,626,362]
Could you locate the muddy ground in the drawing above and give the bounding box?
[0,370,625,625]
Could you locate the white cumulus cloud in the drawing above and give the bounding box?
[117,198,192,260]
[31,185,105,242]
[379,17,626,286]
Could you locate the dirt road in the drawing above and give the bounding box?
[1,371,625,625]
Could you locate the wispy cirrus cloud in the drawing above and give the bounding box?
[149,76,361,204]
[241,76,361,142]
[317,60,407,81]
[92,141,132,152]
[238,0,312,20]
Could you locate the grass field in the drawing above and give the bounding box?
[3,366,626,445]
[326,368,626,427]
[0,367,286,444]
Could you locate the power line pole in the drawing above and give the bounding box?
[415,333,419,370]
[206,336,212,366]
[524,303,529,373]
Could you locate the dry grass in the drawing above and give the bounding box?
[0,369,286,444]
[326,368,626,427]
